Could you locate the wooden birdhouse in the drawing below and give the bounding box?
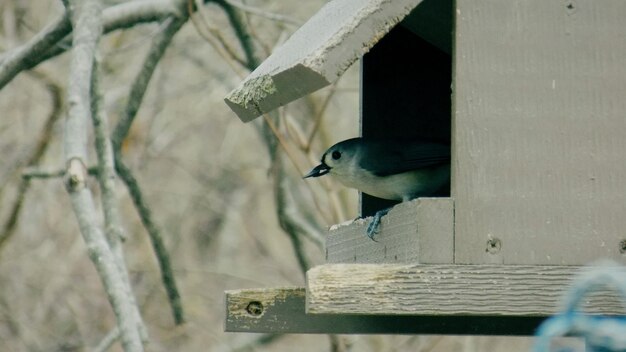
[224,0,626,335]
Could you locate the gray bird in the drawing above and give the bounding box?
[304,137,450,239]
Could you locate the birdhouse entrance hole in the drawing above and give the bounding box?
[360,1,453,217]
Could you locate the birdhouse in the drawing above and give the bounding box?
[224,0,626,335]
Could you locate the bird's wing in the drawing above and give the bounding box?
[359,140,450,177]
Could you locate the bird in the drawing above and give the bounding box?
[304,137,450,240]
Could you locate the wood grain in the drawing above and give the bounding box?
[306,264,626,316]
[453,0,626,264]
[326,198,453,264]
[224,287,545,335]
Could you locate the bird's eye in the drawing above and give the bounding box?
[331,151,342,160]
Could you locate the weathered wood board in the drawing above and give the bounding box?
[224,0,424,122]
[306,264,626,316]
[326,198,453,264]
[224,287,545,335]
[453,0,626,264]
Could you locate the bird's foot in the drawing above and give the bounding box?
[365,208,391,241]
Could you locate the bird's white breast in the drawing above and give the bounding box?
[331,164,449,201]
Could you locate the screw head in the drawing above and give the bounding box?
[486,238,502,254]
[245,301,264,316]
[565,1,577,15]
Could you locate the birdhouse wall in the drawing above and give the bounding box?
[453,0,626,264]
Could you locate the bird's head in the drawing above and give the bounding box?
[303,139,360,179]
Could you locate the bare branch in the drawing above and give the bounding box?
[0,0,182,90]
[305,83,338,151]
[91,58,125,247]
[103,0,183,31]
[262,114,326,247]
[214,0,260,70]
[262,114,307,176]
[63,0,143,350]
[273,153,314,274]
[189,0,248,73]
[0,180,29,253]
[23,71,65,164]
[114,155,185,325]
[0,12,71,89]
[111,16,187,326]
[223,0,302,27]
[93,327,120,352]
[0,71,63,252]
[215,3,325,272]
[111,17,184,148]
[91,58,149,341]
[22,166,98,180]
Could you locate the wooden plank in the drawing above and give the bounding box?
[225,0,424,122]
[306,264,626,316]
[453,0,626,264]
[224,287,545,335]
[326,198,453,264]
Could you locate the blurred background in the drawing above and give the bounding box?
[0,0,551,351]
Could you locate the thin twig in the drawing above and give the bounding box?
[0,12,71,89]
[22,71,65,163]
[223,0,301,27]
[114,154,185,325]
[91,58,125,251]
[63,0,143,350]
[220,3,326,270]
[0,0,180,90]
[214,0,259,70]
[224,5,331,236]
[265,114,329,237]
[0,180,29,252]
[305,83,338,151]
[262,114,306,176]
[22,166,99,180]
[93,327,120,352]
[0,70,63,252]
[190,0,248,70]
[272,155,311,274]
[91,58,149,341]
[111,16,181,148]
[111,17,186,326]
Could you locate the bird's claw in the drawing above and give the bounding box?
[365,208,390,241]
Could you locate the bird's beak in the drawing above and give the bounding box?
[303,163,331,178]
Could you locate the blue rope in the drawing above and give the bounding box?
[533,262,626,352]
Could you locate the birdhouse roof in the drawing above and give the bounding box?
[224,0,451,122]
